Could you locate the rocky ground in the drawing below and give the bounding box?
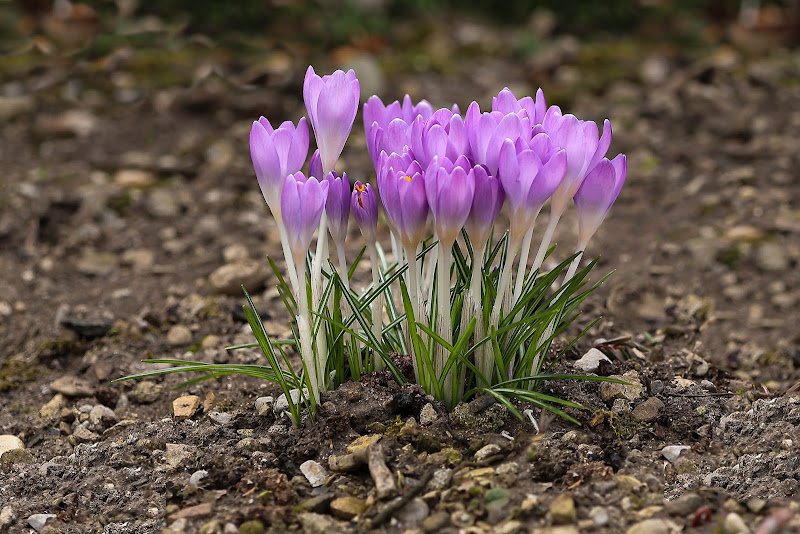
[1,4,800,534]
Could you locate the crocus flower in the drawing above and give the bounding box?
[411,108,470,169]
[249,117,309,216]
[492,87,547,126]
[425,155,476,247]
[351,181,378,244]
[281,172,330,264]
[325,171,351,249]
[543,107,612,214]
[464,165,504,251]
[367,118,415,171]
[308,149,322,180]
[465,102,531,176]
[363,94,434,133]
[378,151,429,251]
[574,154,627,248]
[498,134,567,242]
[303,66,360,174]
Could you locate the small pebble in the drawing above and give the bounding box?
[299,460,328,488]
[189,470,209,486]
[419,403,437,425]
[662,445,691,463]
[167,325,193,346]
[27,514,57,532]
[723,512,749,534]
[474,443,501,462]
[173,395,201,421]
[254,396,274,416]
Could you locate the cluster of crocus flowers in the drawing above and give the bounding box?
[249,66,627,411]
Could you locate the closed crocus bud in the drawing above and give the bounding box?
[425,155,476,247]
[464,164,504,251]
[543,106,612,215]
[308,149,323,180]
[378,152,429,251]
[367,118,415,172]
[498,135,566,241]
[411,108,470,169]
[325,171,351,248]
[574,154,627,248]
[492,87,547,125]
[303,66,360,174]
[250,117,309,217]
[351,181,378,244]
[281,172,330,264]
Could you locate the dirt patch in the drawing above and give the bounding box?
[2,7,800,534]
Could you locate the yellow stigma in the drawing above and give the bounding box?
[403,175,412,182]
[355,182,366,193]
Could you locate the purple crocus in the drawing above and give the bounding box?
[378,151,429,251]
[465,102,531,176]
[324,171,351,248]
[351,181,379,244]
[363,94,434,133]
[543,107,612,214]
[367,118,415,172]
[308,149,323,180]
[303,66,360,174]
[498,134,567,242]
[574,154,627,248]
[492,87,547,125]
[281,172,330,264]
[425,155,476,247]
[464,165,504,251]
[249,117,309,217]
[411,108,470,169]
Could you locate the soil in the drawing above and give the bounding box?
[1,6,800,534]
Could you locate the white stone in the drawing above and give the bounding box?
[27,514,57,532]
[419,403,437,425]
[254,396,274,416]
[207,412,232,425]
[274,388,309,413]
[0,435,24,456]
[189,470,208,486]
[300,460,328,488]
[474,444,502,462]
[574,348,611,373]
[662,445,691,463]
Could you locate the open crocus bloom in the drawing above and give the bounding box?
[303,67,360,174]
[249,117,309,216]
[281,172,330,263]
[574,154,627,248]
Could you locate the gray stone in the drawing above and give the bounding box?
[189,470,209,486]
[0,506,14,528]
[662,445,691,463]
[631,397,665,422]
[129,381,163,404]
[1,448,35,467]
[49,375,94,397]
[39,394,66,418]
[274,388,309,414]
[298,512,345,534]
[573,348,611,373]
[474,443,502,462]
[300,460,328,488]
[70,427,100,444]
[589,506,609,526]
[89,405,118,427]
[419,403,437,425]
[75,250,117,276]
[165,443,198,468]
[167,325,193,346]
[665,491,703,516]
[600,371,643,404]
[208,260,269,296]
[254,396,274,416]
[207,412,233,425]
[549,494,576,524]
[756,242,789,272]
[723,512,750,534]
[27,514,57,532]
[626,519,670,534]
[395,497,429,527]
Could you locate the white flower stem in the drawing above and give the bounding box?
[531,209,562,274]
[294,255,319,405]
[275,218,300,301]
[367,243,384,371]
[436,241,454,409]
[466,240,491,387]
[563,247,585,287]
[490,231,522,327]
[404,243,422,385]
[311,211,328,310]
[511,226,535,307]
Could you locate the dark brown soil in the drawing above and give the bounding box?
[1,6,799,534]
